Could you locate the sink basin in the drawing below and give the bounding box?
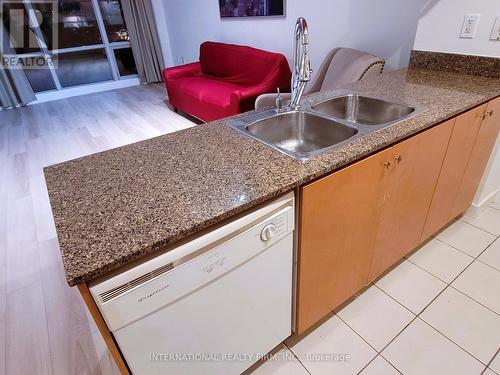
[311,94,415,125]
[226,92,423,161]
[230,111,358,160]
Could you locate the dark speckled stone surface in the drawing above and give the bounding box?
[44,68,500,286]
[409,50,500,79]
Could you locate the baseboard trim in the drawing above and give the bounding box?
[30,78,140,105]
[467,189,499,218]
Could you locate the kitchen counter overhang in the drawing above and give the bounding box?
[44,68,500,286]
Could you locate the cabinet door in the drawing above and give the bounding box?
[451,97,500,217]
[369,121,454,281]
[421,105,487,240]
[296,148,392,334]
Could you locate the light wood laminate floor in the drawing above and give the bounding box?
[0,84,195,375]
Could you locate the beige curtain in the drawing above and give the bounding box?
[121,0,165,83]
[0,20,36,109]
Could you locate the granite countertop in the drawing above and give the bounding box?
[44,68,500,286]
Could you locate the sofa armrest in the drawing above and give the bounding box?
[231,83,286,112]
[236,84,272,99]
[163,62,201,81]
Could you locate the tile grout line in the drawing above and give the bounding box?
[447,285,500,317]
[355,353,403,375]
[282,342,312,375]
[405,253,473,284]
[371,282,417,316]
[481,347,499,375]
[432,235,492,259]
[434,230,500,317]
[372,238,500,367]
[418,316,494,369]
[432,220,498,257]
[337,284,418,374]
[461,218,500,237]
[335,311,380,351]
[475,257,500,273]
[305,312,380,373]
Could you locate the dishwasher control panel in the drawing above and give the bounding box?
[258,212,287,242]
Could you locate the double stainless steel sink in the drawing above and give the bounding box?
[227,93,423,161]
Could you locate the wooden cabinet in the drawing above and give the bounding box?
[296,97,499,334]
[421,105,487,240]
[296,148,392,334]
[451,97,500,217]
[296,123,452,333]
[368,121,454,281]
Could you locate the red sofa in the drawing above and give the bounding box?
[163,41,291,122]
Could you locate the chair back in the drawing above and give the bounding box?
[306,47,385,94]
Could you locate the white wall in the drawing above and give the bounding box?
[414,0,500,57]
[151,0,174,67]
[159,0,422,72]
[474,134,500,209]
[414,0,500,209]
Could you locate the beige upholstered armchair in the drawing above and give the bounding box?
[255,47,385,109]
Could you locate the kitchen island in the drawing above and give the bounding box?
[45,67,500,287]
[44,67,500,374]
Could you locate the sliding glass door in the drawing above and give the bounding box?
[2,0,137,94]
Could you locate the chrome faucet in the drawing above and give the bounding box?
[289,17,311,110]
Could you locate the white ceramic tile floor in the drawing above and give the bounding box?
[479,237,500,271]
[382,318,484,375]
[452,261,500,314]
[490,351,500,374]
[464,207,500,236]
[408,238,474,283]
[436,220,496,257]
[289,314,377,374]
[244,345,308,375]
[359,355,400,375]
[420,287,500,364]
[337,285,415,351]
[251,207,500,375]
[375,260,446,314]
[491,200,500,210]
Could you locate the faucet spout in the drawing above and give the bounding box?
[290,17,311,111]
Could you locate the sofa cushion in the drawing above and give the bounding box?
[199,41,283,86]
[173,75,242,107]
[168,75,243,121]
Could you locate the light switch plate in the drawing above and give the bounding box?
[460,14,480,38]
[490,16,500,41]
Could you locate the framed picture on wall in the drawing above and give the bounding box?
[219,0,285,18]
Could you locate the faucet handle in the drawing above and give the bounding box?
[275,87,284,112]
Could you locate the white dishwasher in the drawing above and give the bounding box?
[90,192,295,375]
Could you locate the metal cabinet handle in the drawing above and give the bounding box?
[394,155,403,163]
[488,110,494,117]
[384,161,392,169]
